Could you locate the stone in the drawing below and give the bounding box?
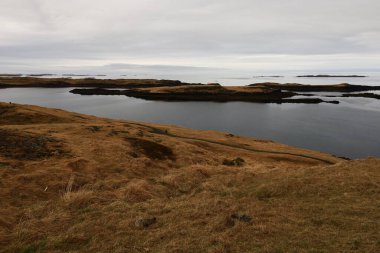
[135,216,157,228]
[231,213,252,222]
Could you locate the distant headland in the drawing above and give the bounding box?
[297,75,367,78]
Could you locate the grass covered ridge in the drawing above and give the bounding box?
[0,102,379,253]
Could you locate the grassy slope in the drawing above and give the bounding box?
[0,102,379,253]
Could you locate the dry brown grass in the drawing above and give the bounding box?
[0,102,379,253]
[0,77,190,89]
[135,84,271,95]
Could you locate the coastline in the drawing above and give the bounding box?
[2,77,380,104]
[0,102,379,252]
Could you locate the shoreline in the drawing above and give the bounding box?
[1,102,379,252]
[2,77,380,104]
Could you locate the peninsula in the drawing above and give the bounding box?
[0,76,194,89]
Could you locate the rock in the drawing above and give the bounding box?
[223,157,245,166]
[135,216,156,228]
[326,100,340,104]
[231,213,252,222]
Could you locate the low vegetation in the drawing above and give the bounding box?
[0,77,192,89]
[0,102,379,253]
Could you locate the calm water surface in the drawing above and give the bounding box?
[1,87,380,159]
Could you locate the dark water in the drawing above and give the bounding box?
[1,87,380,159]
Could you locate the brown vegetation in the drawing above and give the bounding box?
[71,84,298,103]
[0,77,195,89]
[70,84,343,104]
[126,137,176,161]
[0,129,68,160]
[0,102,379,253]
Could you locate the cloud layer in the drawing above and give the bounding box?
[1,0,380,74]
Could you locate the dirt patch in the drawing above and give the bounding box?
[126,137,175,160]
[0,129,68,160]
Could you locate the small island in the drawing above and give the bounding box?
[2,77,380,104]
[297,74,367,78]
[70,84,339,104]
[248,82,380,92]
[70,82,380,104]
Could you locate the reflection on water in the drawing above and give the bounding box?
[1,87,380,159]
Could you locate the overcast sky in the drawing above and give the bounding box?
[1,0,380,74]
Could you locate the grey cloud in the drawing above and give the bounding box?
[0,0,379,73]
[104,63,224,71]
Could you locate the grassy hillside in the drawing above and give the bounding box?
[0,102,379,253]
